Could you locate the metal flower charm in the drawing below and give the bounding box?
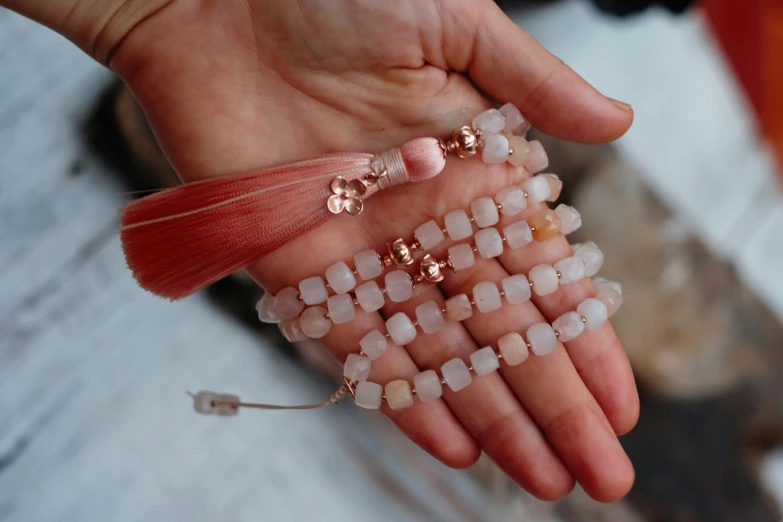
[327,176,367,216]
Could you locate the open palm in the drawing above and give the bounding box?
[110,0,638,502]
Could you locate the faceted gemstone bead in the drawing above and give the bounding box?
[444,209,473,240]
[359,329,389,360]
[542,173,563,202]
[523,140,549,174]
[414,220,445,250]
[529,209,562,241]
[482,134,510,164]
[503,220,533,249]
[279,318,308,342]
[574,242,604,277]
[507,136,533,167]
[502,274,531,304]
[300,306,331,338]
[325,261,356,294]
[521,176,551,205]
[473,281,502,313]
[273,287,304,320]
[553,311,585,342]
[448,243,475,271]
[415,300,446,334]
[495,185,527,216]
[555,204,582,235]
[475,227,503,259]
[529,264,559,296]
[256,293,281,324]
[354,381,383,409]
[554,256,586,285]
[577,298,608,331]
[299,276,328,305]
[344,353,372,381]
[386,312,417,345]
[385,380,414,410]
[414,370,443,402]
[498,332,529,365]
[527,323,558,356]
[327,293,355,324]
[594,279,623,318]
[445,294,473,322]
[355,281,385,313]
[354,249,383,281]
[593,277,622,296]
[441,358,472,392]
[470,347,500,376]
[499,103,528,133]
[470,196,500,228]
[385,270,413,303]
[472,108,505,133]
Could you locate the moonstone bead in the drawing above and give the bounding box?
[385,270,413,303]
[441,358,472,392]
[327,293,355,324]
[279,318,308,342]
[385,380,414,410]
[507,136,532,167]
[414,370,443,402]
[482,134,510,164]
[577,298,608,331]
[470,196,500,228]
[354,249,383,281]
[344,353,371,381]
[472,108,505,133]
[542,173,563,202]
[495,185,527,216]
[470,347,500,376]
[529,264,559,296]
[523,140,549,174]
[552,311,585,342]
[448,243,475,271]
[497,332,529,365]
[574,242,604,277]
[325,261,356,294]
[593,277,622,296]
[256,293,281,324]
[300,306,331,338]
[355,281,385,313]
[475,227,503,259]
[554,256,586,285]
[527,323,558,356]
[503,220,533,249]
[502,274,532,304]
[529,209,561,241]
[414,220,445,250]
[473,281,502,313]
[415,300,445,334]
[359,329,389,360]
[555,204,582,234]
[445,294,473,321]
[499,103,529,134]
[444,209,473,240]
[299,276,328,305]
[273,287,305,320]
[594,279,623,318]
[354,381,383,409]
[386,312,417,345]
[521,176,551,204]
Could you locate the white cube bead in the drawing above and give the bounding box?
[300,306,331,339]
[470,347,500,376]
[552,311,585,342]
[414,370,443,402]
[554,257,586,285]
[444,209,473,241]
[299,276,328,305]
[414,220,445,250]
[445,294,473,322]
[594,279,623,318]
[574,242,604,277]
[441,358,472,392]
[498,332,529,365]
[503,220,533,249]
[499,103,528,134]
[325,261,356,294]
[470,196,500,228]
[482,133,510,164]
[593,277,622,296]
[359,329,389,360]
[256,293,281,324]
[355,281,385,313]
[577,298,608,331]
[502,274,531,304]
[527,323,558,356]
[475,228,503,259]
[472,108,506,133]
[495,186,527,216]
[327,293,355,324]
[273,287,304,320]
[354,381,383,409]
[279,318,308,342]
[386,312,417,345]
[354,249,383,281]
[524,140,549,174]
[415,300,446,334]
[555,204,582,235]
[385,380,414,410]
[344,353,371,382]
[449,243,475,271]
[385,270,413,303]
[542,173,563,202]
[473,281,502,313]
[529,264,559,296]
[521,176,551,204]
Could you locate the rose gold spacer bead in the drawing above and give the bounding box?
[440,378,447,386]
[297,293,303,301]
[523,191,529,198]
[470,300,476,307]
[556,271,562,279]
[497,203,503,211]
[468,365,474,372]
[529,225,536,232]
[499,291,506,298]
[526,342,532,349]
[441,306,447,314]
[385,332,391,339]
[497,352,504,360]
[554,331,560,338]
[324,313,330,320]
[581,316,587,324]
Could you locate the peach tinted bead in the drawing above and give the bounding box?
[494,185,527,216]
[542,173,563,202]
[414,370,443,402]
[299,276,328,305]
[414,220,445,250]
[445,294,473,322]
[415,300,445,334]
[499,103,531,135]
[444,209,473,240]
[354,381,383,409]
[325,261,356,294]
[498,332,529,365]
[470,196,500,228]
[273,287,304,320]
[470,347,500,376]
[385,380,414,410]
[355,281,385,313]
[441,358,472,392]
[354,249,383,280]
[523,140,549,174]
[300,306,331,339]
[385,270,413,303]
[507,136,533,167]
[327,293,355,324]
[359,329,389,360]
[449,243,475,271]
[529,209,561,241]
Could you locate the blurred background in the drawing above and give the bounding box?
[2,0,783,520]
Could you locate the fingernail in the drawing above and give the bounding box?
[608,98,632,111]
